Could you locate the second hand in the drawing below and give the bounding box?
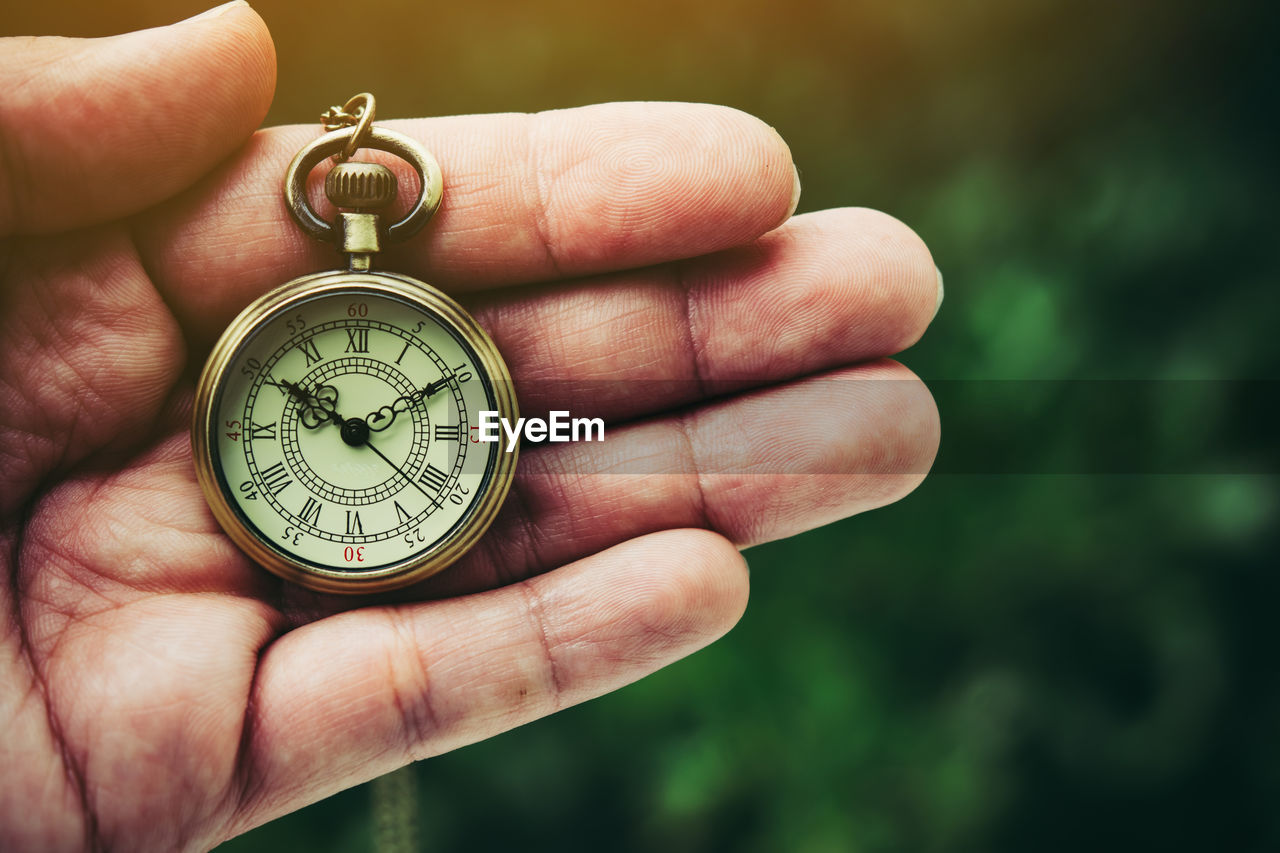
[362,438,434,502]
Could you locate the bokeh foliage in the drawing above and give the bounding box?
[7,0,1278,849]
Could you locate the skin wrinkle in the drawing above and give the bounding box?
[227,656,269,847]
[8,495,100,851]
[23,453,163,601]
[1,531,67,849]
[21,536,125,644]
[521,111,566,280]
[518,578,565,716]
[127,222,192,378]
[380,607,440,764]
[672,253,710,399]
[674,409,717,534]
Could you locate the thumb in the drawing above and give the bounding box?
[0,1,275,236]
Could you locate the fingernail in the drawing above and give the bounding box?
[933,266,945,320]
[785,164,802,221]
[180,0,245,23]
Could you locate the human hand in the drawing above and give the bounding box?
[0,3,940,850]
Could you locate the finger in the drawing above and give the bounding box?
[227,528,747,835]
[135,102,799,338]
[0,2,275,235]
[279,360,937,622]
[473,206,939,424]
[416,359,939,599]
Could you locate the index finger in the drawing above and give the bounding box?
[135,102,798,342]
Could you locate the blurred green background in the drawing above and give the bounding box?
[9,0,1279,850]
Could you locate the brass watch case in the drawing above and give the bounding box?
[191,271,519,594]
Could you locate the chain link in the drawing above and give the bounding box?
[320,92,376,162]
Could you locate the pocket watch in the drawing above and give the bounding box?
[192,94,518,594]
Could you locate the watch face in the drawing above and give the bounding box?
[194,273,517,591]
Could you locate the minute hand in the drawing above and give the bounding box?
[366,377,449,433]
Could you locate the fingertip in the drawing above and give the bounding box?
[787,162,803,222]
[147,0,277,157]
[838,207,940,351]
[177,0,250,24]
[676,528,751,633]
[523,528,750,699]
[854,359,942,492]
[933,265,945,320]
[596,528,750,651]
[704,104,799,235]
[180,2,277,126]
[527,102,800,270]
[0,4,277,233]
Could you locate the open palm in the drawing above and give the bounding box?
[0,5,939,850]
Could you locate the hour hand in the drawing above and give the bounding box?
[271,379,342,428]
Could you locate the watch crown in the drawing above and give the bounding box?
[325,162,398,210]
